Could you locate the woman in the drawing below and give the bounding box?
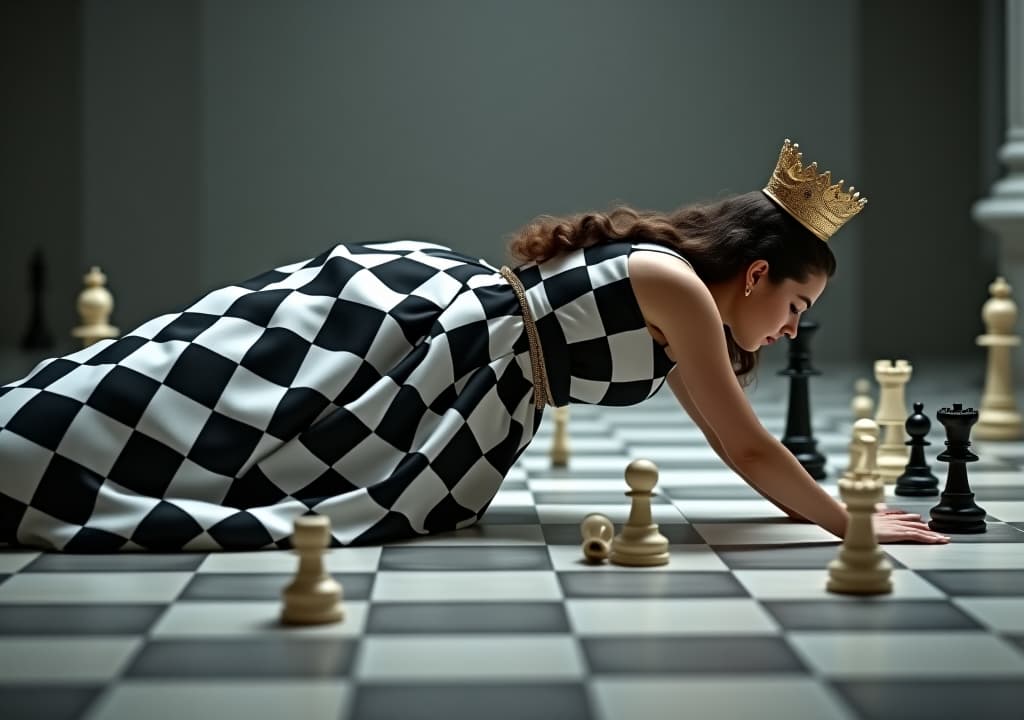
[0,140,949,550]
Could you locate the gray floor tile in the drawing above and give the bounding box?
[662,484,766,500]
[366,601,569,633]
[477,507,540,524]
[560,571,747,598]
[0,604,164,635]
[125,638,357,678]
[583,636,805,674]
[834,679,1024,720]
[180,572,373,601]
[941,522,1024,543]
[919,570,1024,596]
[764,600,982,631]
[531,491,671,505]
[541,523,702,545]
[378,546,551,571]
[352,683,591,720]
[717,543,906,569]
[0,685,103,720]
[25,554,205,572]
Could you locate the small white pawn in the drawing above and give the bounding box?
[852,378,874,421]
[827,419,892,595]
[609,459,669,567]
[71,266,119,347]
[551,406,570,467]
[281,514,345,625]
[975,276,1023,440]
[580,513,613,562]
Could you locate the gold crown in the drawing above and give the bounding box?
[762,139,866,241]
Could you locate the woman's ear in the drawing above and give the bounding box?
[746,260,770,287]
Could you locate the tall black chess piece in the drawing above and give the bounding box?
[779,317,826,480]
[929,403,987,533]
[895,402,939,496]
[21,248,54,350]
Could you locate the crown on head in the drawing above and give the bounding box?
[762,139,866,242]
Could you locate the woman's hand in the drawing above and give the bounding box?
[873,507,950,544]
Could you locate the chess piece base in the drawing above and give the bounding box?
[281,581,345,626]
[826,560,893,595]
[894,471,939,497]
[974,412,1023,440]
[609,525,669,567]
[928,494,987,533]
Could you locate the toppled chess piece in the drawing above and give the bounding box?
[71,266,119,347]
[580,513,613,562]
[827,418,892,596]
[895,402,939,497]
[975,277,1022,440]
[929,404,987,534]
[609,459,669,567]
[281,514,345,625]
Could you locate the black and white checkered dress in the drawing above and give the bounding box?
[0,240,683,551]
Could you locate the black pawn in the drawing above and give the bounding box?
[929,403,987,533]
[779,317,826,480]
[895,402,939,496]
[21,248,54,351]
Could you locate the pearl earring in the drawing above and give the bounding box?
[744,285,752,297]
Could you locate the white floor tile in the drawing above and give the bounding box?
[673,499,789,521]
[85,681,350,720]
[537,504,684,524]
[385,524,545,546]
[547,544,727,572]
[0,572,192,604]
[150,601,367,637]
[980,501,1024,522]
[789,632,1024,677]
[733,569,945,600]
[356,635,584,680]
[0,550,39,573]
[884,543,1024,570]
[592,677,855,720]
[567,598,778,635]
[371,571,562,601]
[0,638,141,682]
[954,597,1024,632]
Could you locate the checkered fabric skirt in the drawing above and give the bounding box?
[0,242,540,551]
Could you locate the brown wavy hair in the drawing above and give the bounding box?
[507,191,837,384]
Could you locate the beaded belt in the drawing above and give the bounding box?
[500,266,552,412]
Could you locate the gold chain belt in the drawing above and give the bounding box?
[500,266,551,412]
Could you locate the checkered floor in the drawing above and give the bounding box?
[1,361,1023,720]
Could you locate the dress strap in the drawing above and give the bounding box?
[500,266,552,412]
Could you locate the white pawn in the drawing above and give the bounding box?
[852,378,874,421]
[551,406,570,467]
[827,419,892,595]
[71,266,119,347]
[281,515,345,625]
[975,277,1023,440]
[873,359,912,483]
[609,459,669,567]
[580,513,613,562]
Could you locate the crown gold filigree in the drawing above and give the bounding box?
[762,139,866,242]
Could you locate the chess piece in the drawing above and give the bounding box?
[851,378,874,420]
[71,266,119,347]
[609,459,669,566]
[21,248,54,350]
[580,513,613,562]
[778,317,826,480]
[281,514,345,625]
[895,402,939,496]
[873,359,913,483]
[975,277,1022,440]
[929,404,987,533]
[551,406,570,467]
[827,418,892,595]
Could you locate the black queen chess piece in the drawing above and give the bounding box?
[928,403,987,533]
[779,317,826,480]
[895,402,939,496]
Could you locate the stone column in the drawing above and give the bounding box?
[973,0,1024,378]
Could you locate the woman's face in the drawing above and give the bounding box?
[730,262,828,352]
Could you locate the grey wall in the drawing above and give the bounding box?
[0,0,1003,371]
